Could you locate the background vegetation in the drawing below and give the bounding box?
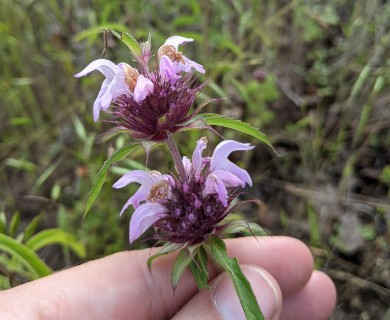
[1,0,389,318]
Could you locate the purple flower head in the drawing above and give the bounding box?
[111,72,205,141]
[75,59,153,121]
[114,138,253,244]
[75,35,206,142]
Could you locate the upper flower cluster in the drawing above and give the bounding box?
[75,36,205,141]
[113,138,253,244]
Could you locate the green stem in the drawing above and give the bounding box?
[166,132,188,183]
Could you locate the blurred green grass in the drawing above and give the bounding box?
[1,0,390,317]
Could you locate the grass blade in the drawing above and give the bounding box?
[26,228,86,258]
[0,233,52,278]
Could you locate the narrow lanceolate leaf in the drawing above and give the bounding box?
[0,212,6,235]
[206,237,264,320]
[84,143,141,219]
[26,228,86,258]
[110,30,142,59]
[191,98,223,118]
[201,113,274,150]
[9,212,21,238]
[220,220,268,237]
[22,214,42,242]
[0,234,52,278]
[147,242,186,270]
[189,246,210,289]
[171,248,193,291]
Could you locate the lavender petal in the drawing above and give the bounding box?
[192,137,207,174]
[204,174,228,207]
[133,75,154,103]
[129,203,168,243]
[212,169,245,188]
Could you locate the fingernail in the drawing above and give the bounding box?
[213,265,281,320]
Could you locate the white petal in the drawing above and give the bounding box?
[113,170,163,188]
[75,59,120,80]
[129,203,168,243]
[165,36,194,50]
[92,79,110,121]
[75,59,128,121]
[99,78,117,110]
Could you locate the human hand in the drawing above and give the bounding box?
[0,236,336,319]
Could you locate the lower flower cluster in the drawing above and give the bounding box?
[113,138,253,244]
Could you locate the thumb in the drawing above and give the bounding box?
[172,265,282,320]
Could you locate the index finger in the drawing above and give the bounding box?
[0,236,313,320]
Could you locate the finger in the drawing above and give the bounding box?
[279,271,337,320]
[0,250,196,320]
[0,236,314,320]
[172,265,282,320]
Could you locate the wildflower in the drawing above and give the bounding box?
[158,36,205,80]
[110,36,206,141]
[76,36,206,141]
[77,32,269,319]
[113,138,253,244]
[75,59,153,121]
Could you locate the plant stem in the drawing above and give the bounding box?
[166,131,188,183]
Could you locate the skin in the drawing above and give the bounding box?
[0,236,336,319]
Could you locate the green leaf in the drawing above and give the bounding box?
[147,242,185,270]
[189,246,210,289]
[206,237,264,320]
[9,212,21,238]
[245,223,269,236]
[34,156,64,189]
[84,143,141,219]
[0,212,6,234]
[110,30,142,59]
[201,113,274,150]
[26,229,86,258]
[5,158,37,172]
[171,248,193,290]
[73,116,87,141]
[219,213,243,224]
[220,220,268,237]
[0,233,52,278]
[351,65,371,98]
[22,214,41,242]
